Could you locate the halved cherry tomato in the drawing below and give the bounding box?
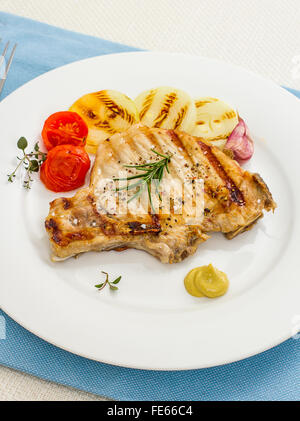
[42,111,88,151]
[40,145,90,192]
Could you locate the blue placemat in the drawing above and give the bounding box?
[0,11,299,401]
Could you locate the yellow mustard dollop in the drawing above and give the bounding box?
[184,264,229,298]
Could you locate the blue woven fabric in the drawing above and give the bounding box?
[0,11,299,401]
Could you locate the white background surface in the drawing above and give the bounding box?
[0,0,299,402]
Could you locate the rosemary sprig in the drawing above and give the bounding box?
[115,149,172,211]
[95,271,122,291]
[7,137,47,189]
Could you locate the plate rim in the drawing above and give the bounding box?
[1,51,300,370]
[2,50,300,109]
[1,302,295,371]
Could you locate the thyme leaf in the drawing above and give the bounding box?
[95,271,122,292]
[7,138,47,189]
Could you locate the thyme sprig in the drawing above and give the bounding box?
[115,149,172,211]
[95,271,122,291]
[7,137,47,189]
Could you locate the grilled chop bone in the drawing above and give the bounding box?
[45,125,276,263]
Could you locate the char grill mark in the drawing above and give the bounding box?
[167,129,185,150]
[66,231,95,242]
[139,90,156,120]
[87,194,117,236]
[127,220,161,235]
[252,173,274,210]
[62,198,71,210]
[153,92,177,127]
[197,141,245,206]
[87,193,161,236]
[144,128,161,153]
[45,218,64,246]
[168,129,243,208]
[45,125,276,263]
[174,106,188,129]
[166,130,193,164]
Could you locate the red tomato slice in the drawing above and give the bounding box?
[40,145,90,192]
[42,111,88,151]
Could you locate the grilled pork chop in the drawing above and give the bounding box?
[45,125,276,263]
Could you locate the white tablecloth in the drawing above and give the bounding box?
[1,0,299,401]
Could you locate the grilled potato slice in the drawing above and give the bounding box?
[69,90,139,153]
[135,87,196,132]
[191,97,238,149]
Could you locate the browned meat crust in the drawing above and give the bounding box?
[45,125,276,263]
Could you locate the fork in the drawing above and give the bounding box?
[0,40,17,98]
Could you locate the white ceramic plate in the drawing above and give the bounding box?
[1,52,299,370]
